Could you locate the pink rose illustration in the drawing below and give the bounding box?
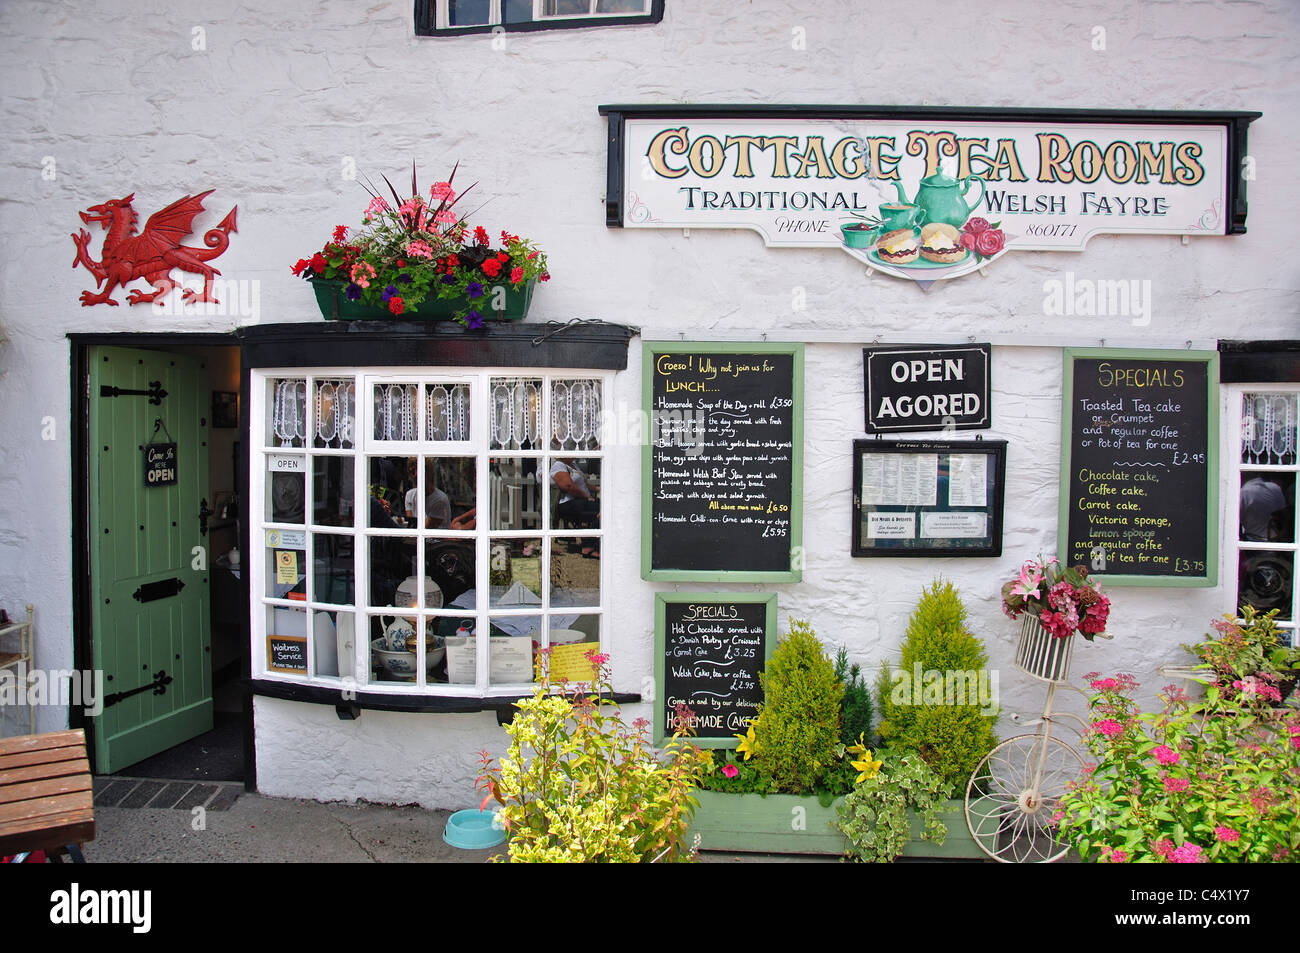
[964,216,990,234]
[974,228,1005,258]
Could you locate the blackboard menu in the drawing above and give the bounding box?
[642,343,803,581]
[1059,349,1219,586]
[267,635,308,673]
[653,594,776,747]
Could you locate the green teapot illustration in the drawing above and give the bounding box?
[894,171,986,229]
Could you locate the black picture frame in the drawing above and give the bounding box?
[213,390,239,428]
[852,439,1006,557]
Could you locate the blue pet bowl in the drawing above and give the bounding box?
[443,808,506,850]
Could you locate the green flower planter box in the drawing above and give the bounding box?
[309,277,535,322]
[688,791,982,859]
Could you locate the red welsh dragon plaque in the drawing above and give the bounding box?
[71,190,238,306]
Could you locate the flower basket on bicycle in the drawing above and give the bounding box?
[1014,612,1075,682]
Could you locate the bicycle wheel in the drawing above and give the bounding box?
[964,733,1084,863]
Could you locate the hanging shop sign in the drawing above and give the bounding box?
[1059,349,1218,586]
[852,439,1007,557]
[71,190,238,307]
[600,105,1258,286]
[642,342,803,582]
[143,443,177,487]
[653,593,776,747]
[864,344,991,433]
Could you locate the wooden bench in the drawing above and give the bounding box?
[0,729,95,862]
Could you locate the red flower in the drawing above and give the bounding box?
[474,226,490,246]
[291,258,310,276]
[310,253,328,272]
[496,252,509,263]
[481,258,502,277]
[959,232,978,251]
[396,259,407,268]
[540,272,550,282]
[963,217,990,235]
[388,296,404,315]
[974,228,1005,258]
[332,225,348,243]
[510,267,524,284]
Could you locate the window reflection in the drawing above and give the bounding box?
[1239,473,1295,543]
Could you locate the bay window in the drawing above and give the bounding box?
[251,366,609,697]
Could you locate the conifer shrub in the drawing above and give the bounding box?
[874,580,998,788]
[834,647,873,747]
[751,619,844,794]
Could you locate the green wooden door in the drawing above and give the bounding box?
[88,346,213,773]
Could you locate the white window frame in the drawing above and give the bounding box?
[434,0,654,30]
[1223,382,1300,645]
[250,366,610,697]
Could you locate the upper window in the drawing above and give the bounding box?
[1227,387,1299,644]
[417,0,663,35]
[251,367,609,697]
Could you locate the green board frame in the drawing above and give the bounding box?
[641,341,804,582]
[653,592,778,747]
[1058,348,1219,587]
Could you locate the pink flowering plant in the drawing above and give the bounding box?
[475,650,710,863]
[292,162,549,327]
[1183,605,1300,707]
[1001,556,1110,640]
[1055,666,1300,863]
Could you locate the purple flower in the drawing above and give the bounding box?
[440,274,456,285]
[381,284,398,302]
[397,273,413,284]
[345,283,362,301]
[467,282,484,299]
[466,310,484,329]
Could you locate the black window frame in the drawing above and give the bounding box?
[415,0,664,36]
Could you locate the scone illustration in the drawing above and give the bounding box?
[875,228,919,264]
[919,223,965,263]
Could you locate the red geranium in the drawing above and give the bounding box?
[388,296,404,315]
[474,226,490,246]
[481,258,502,278]
[310,253,328,272]
[510,266,524,284]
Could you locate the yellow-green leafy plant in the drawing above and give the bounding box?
[476,652,711,863]
[838,750,953,863]
[749,619,844,794]
[875,580,998,788]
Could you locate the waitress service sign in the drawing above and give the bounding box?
[600,105,1257,284]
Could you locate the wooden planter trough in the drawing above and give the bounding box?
[688,790,982,859]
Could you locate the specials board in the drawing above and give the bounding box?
[1059,349,1219,586]
[653,593,776,747]
[642,342,803,581]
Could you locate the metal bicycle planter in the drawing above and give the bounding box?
[964,615,1103,863]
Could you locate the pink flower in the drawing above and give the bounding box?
[405,240,435,259]
[434,209,458,227]
[1214,826,1240,843]
[721,764,739,779]
[1170,843,1204,863]
[963,217,990,235]
[1090,677,1119,691]
[365,196,389,219]
[430,181,456,203]
[1010,561,1045,601]
[1093,719,1123,737]
[1152,745,1180,765]
[1162,776,1190,794]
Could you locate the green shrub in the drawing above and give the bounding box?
[751,619,844,794]
[834,647,873,746]
[838,751,954,863]
[874,580,998,788]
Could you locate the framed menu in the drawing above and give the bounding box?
[1059,349,1219,585]
[852,439,1007,556]
[641,342,803,581]
[653,593,776,747]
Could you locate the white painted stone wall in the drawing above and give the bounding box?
[1,0,1296,806]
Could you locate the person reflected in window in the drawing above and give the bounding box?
[551,457,599,556]
[1241,475,1288,541]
